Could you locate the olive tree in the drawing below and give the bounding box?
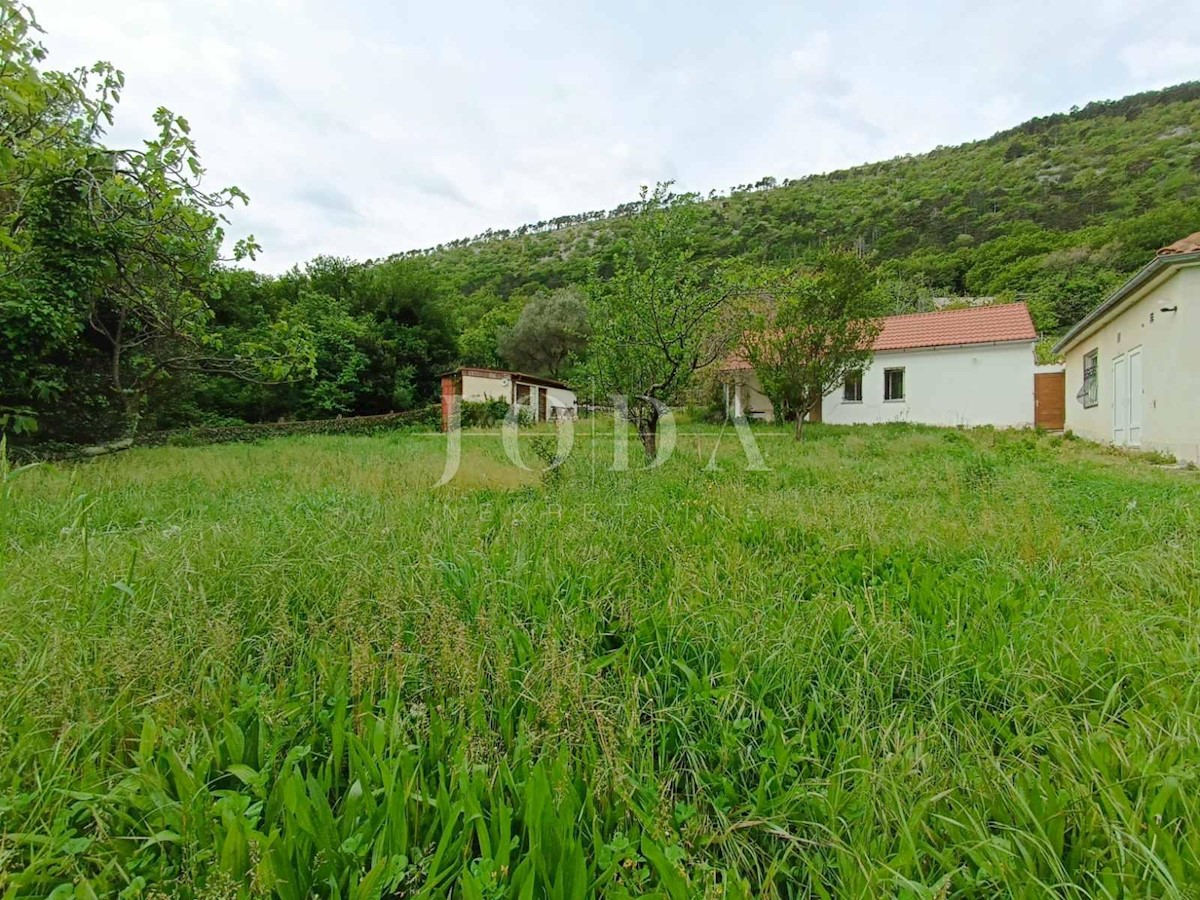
[498,287,590,378]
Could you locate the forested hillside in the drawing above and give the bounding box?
[3,0,1198,445]
[422,81,1200,339]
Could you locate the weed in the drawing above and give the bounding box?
[1133,447,1179,466]
[1,425,1198,896]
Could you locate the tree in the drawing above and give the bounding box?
[457,300,518,369]
[350,258,457,412]
[743,251,885,440]
[281,287,369,417]
[0,0,120,435]
[498,287,589,377]
[0,0,296,440]
[586,184,740,459]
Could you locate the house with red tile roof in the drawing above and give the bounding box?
[722,301,1041,428]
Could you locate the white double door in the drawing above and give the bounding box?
[1112,346,1143,447]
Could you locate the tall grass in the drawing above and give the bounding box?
[1,425,1198,897]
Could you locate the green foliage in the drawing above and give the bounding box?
[2,425,1199,895]
[0,0,299,443]
[585,184,741,457]
[498,287,590,378]
[743,251,887,438]
[457,297,520,370]
[459,399,511,428]
[285,287,372,417]
[351,258,458,412]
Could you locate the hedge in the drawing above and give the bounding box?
[7,405,442,462]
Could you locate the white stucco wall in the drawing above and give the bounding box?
[545,386,577,412]
[820,341,1036,427]
[726,374,776,421]
[1062,264,1200,463]
[460,372,576,421]
[461,372,511,403]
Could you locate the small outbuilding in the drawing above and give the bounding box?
[439,367,577,430]
[1053,231,1200,463]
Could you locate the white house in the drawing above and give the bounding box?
[723,302,1040,428]
[1053,231,1200,463]
[439,367,577,430]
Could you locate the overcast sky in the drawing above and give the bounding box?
[34,0,1200,272]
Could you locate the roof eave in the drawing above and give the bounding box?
[438,366,570,389]
[1053,252,1200,355]
[874,336,1036,353]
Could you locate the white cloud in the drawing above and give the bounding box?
[779,31,833,80]
[1121,38,1200,84]
[29,0,1200,272]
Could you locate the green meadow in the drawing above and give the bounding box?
[1,424,1198,898]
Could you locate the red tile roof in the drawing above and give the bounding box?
[1158,231,1200,256]
[722,353,753,372]
[873,302,1036,351]
[721,302,1036,371]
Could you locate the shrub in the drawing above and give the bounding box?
[460,399,511,427]
[1133,448,1177,466]
[13,406,442,460]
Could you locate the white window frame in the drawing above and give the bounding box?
[843,371,863,403]
[883,367,905,402]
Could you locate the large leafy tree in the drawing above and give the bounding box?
[586,184,740,459]
[743,251,885,440]
[498,286,589,378]
[457,299,518,369]
[0,0,116,434]
[0,0,297,441]
[351,258,457,412]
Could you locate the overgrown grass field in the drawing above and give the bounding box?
[1,424,1198,898]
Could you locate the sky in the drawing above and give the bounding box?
[34,0,1200,273]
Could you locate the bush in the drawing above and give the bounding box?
[1132,448,1177,466]
[460,399,511,427]
[11,406,443,460]
[146,406,442,448]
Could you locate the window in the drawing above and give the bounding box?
[884,367,905,401]
[1077,349,1098,408]
[843,371,863,402]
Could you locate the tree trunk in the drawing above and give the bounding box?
[794,410,805,442]
[119,390,142,440]
[108,310,141,440]
[637,404,660,461]
[639,422,657,460]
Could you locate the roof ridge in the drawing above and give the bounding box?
[883,301,1029,322]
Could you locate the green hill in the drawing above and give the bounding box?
[7,41,1199,442]
[411,82,1200,334]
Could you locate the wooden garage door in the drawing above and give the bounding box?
[1034,371,1065,430]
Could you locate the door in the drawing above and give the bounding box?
[514,382,533,418]
[1034,372,1066,430]
[1127,347,1143,447]
[1112,354,1128,446]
